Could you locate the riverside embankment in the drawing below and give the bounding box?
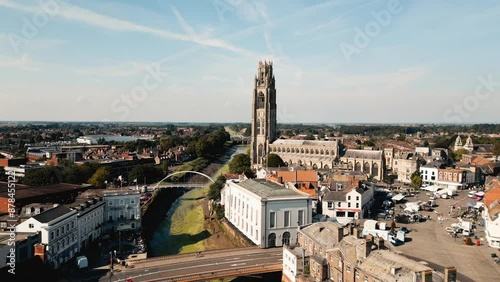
[145,145,249,257]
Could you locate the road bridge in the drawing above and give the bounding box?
[99,247,283,282]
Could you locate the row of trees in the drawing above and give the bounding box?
[19,160,166,188]
[186,127,230,159]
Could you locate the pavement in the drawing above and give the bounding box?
[378,189,500,282]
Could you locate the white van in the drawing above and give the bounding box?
[76,256,88,269]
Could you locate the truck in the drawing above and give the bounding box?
[76,256,88,269]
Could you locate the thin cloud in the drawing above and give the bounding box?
[0,0,250,55]
[294,0,378,36]
[171,6,196,36]
[0,54,41,72]
[73,62,151,77]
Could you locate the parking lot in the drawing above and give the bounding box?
[374,189,500,281]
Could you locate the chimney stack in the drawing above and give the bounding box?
[364,237,372,258]
[421,270,433,282]
[444,267,457,282]
[337,226,344,243]
[34,243,47,262]
[375,237,385,249]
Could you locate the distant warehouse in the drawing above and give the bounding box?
[76,134,153,145]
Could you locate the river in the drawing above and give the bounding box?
[149,145,248,256]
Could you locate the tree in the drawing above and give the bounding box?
[363,139,376,147]
[208,175,226,201]
[128,164,163,184]
[88,167,111,188]
[411,171,422,188]
[384,173,398,185]
[494,142,500,160]
[318,132,325,140]
[228,154,252,176]
[23,166,59,186]
[454,148,469,162]
[159,136,175,152]
[265,154,285,168]
[304,134,315,140]
[0,166,7,182]
[423,140,430,147]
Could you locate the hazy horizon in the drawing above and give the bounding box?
[1,0,500,124]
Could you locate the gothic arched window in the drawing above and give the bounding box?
[257,92,265,109]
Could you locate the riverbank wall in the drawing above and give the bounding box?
[141,187,188,249]
[217,218,255,247]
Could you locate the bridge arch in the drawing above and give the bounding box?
[153,171,216,189]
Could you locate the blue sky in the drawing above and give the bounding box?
[0,0,499,123]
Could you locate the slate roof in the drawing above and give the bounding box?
[323,190,349,201]
[357,250,432,282]
[235,179,309,199]
[271,140,339,147]
[33,205,74,223]
[299,222,344,249]
[341,149,383,160]
[336,235,368,264]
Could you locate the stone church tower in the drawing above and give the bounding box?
[251,61,277,166]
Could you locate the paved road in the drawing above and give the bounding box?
[98,248,282,282]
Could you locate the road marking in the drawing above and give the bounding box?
[120,257,280,281]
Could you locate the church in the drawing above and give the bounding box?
[453,135,495,156]
[249,61,385,180]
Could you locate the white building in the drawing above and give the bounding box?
[4,164,43,178]
[283,245,305,282]
[103,190,141,233]
[221,179,312,248]
[420,162,445,186]
[321,183,374,220]
[16,205,79,269]
[68,196,105,249]
[483,200,500,248]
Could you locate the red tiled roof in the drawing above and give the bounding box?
[276,170,318,182]
[485,179,500,208]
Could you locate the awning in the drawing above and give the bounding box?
[392,194,405,201]
[421,185,440,192]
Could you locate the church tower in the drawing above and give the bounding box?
[251,61,277,166]
[454,135,463,151]
[464,135,474,151]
